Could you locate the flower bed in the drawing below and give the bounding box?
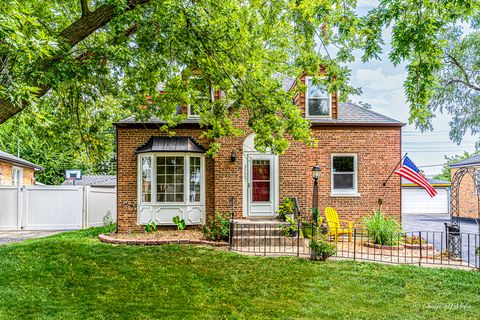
[99,229,227,247]
[363,241,404,250]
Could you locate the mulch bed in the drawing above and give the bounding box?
[99,229,227,247]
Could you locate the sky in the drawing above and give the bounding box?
[345,1,478,177]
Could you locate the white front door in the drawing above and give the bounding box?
[246,155,277,217]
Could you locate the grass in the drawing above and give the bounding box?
[0,227,479,319]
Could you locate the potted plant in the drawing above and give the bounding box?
[281,216,302,237]
[302,208,321,239]
[277,197,295,221]
[309,235,336,261]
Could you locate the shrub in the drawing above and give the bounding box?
[144,220,157,233]
[309,236,336,261]
[363,210,401,246]
[476,247,480,256]
[202,212,229,242]
[102,211,114,227]
[277,197,295,220]
[280,216,303,237]
[172,216,186,230]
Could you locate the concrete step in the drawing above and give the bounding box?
[232,235,306,247]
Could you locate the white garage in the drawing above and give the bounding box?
[402,178,450,215]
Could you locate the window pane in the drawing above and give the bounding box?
[333,156,354,172]
[252,160,270,202]
[141,157,152,202]
[333,174,354,189]
[308,98,329,116]
[308,79,328,98]
[189,156,202,202]
[157,156,184,202]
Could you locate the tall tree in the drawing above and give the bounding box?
[0,0,478,155]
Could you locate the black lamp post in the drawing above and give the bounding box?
[312,165,321,225]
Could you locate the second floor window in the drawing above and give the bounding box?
[306,78,331,117]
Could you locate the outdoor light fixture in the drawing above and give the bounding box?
[312,165,321,180]
[231,150,237,162]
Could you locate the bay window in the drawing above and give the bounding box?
[139,154,204,205]
[331,154,358,195]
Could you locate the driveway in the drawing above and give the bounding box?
[0,231,61,245]
[403,214,480,267]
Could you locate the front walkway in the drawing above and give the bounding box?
[0,231,61,245]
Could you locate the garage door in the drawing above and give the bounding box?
[402,188,449,215]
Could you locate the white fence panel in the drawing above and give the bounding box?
[24,186,83,230]
[0,186,19,230]
[86,186,117,227]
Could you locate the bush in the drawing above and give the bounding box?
[476,247,480,256]
[309,236,336,261]
[102,211,115,227]
[363,210,401,246]
[202,212,229,242]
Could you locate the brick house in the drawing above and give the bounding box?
[450,155,480,219]
[0,150,42,186]
[115,75,404,232]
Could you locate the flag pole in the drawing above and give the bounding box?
[383,153,408,186]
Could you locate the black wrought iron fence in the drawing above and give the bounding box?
[229,222,480,270]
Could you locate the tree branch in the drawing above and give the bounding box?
[80,0,90,17]
[0,0,150,124]
[445,53,480,92]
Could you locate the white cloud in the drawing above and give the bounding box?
[354,68,406,91]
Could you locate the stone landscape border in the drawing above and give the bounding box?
[98,234,228,247]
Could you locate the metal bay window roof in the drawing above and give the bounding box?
[136,136,205,154]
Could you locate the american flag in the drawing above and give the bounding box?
[394,156,437,197]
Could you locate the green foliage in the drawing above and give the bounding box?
[434,151,479,182]
[202,212,229,242]
[144,220,157,233]
[309,235,336,261]
[280,216,303,237]
[363,210,401,246]
[277,197,295,220]
[172,216,186,231]
[311,207,320,224]
[476,246,480,256]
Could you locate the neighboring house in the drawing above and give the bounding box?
[61,175,116,187]
[402,178,450,216]
[115,73,404,232]
[449,155,480,219]
[0,150,42,186]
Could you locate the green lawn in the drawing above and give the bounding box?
[0,227,479,319]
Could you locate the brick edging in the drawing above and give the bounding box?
[98,234,228,247]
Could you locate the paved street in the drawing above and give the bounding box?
[0,231,61,245]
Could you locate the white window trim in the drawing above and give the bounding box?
[330,153,359,196]
[305,76,332,118]
[137,152,205,206]
[12,166,23,186]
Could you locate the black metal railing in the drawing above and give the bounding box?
[229,222,480,269]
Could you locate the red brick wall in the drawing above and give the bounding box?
[451,168,479,219]
[116,124,401,231]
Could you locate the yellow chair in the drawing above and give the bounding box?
[324,207,353,242]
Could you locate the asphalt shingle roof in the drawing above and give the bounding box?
[61,175,116,186]
[449,154,480,168]
[0,150,43,170]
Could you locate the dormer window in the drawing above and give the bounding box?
[188,77,213,118]
[306,78,331,118]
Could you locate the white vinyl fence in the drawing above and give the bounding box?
[0,185,116,231]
